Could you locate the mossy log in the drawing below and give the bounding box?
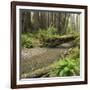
[44,35,77,47]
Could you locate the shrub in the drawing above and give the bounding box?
[21,33,41,48]
[37,26,57,41]
[21,26,61,48]
[49,47,80,77]
[37,26,62,47]
[37,29,47,41]
[49,57,80,77]
[46,25,57,35]
[21,34,34,48]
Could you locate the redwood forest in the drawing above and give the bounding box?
[20,9,80,78]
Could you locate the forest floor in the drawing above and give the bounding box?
[20,42,74,78]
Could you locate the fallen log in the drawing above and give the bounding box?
[21,65,52,78]
[43,35,77,47]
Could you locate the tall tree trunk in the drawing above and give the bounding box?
[32,11,39,31]
[21,11,31,33]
